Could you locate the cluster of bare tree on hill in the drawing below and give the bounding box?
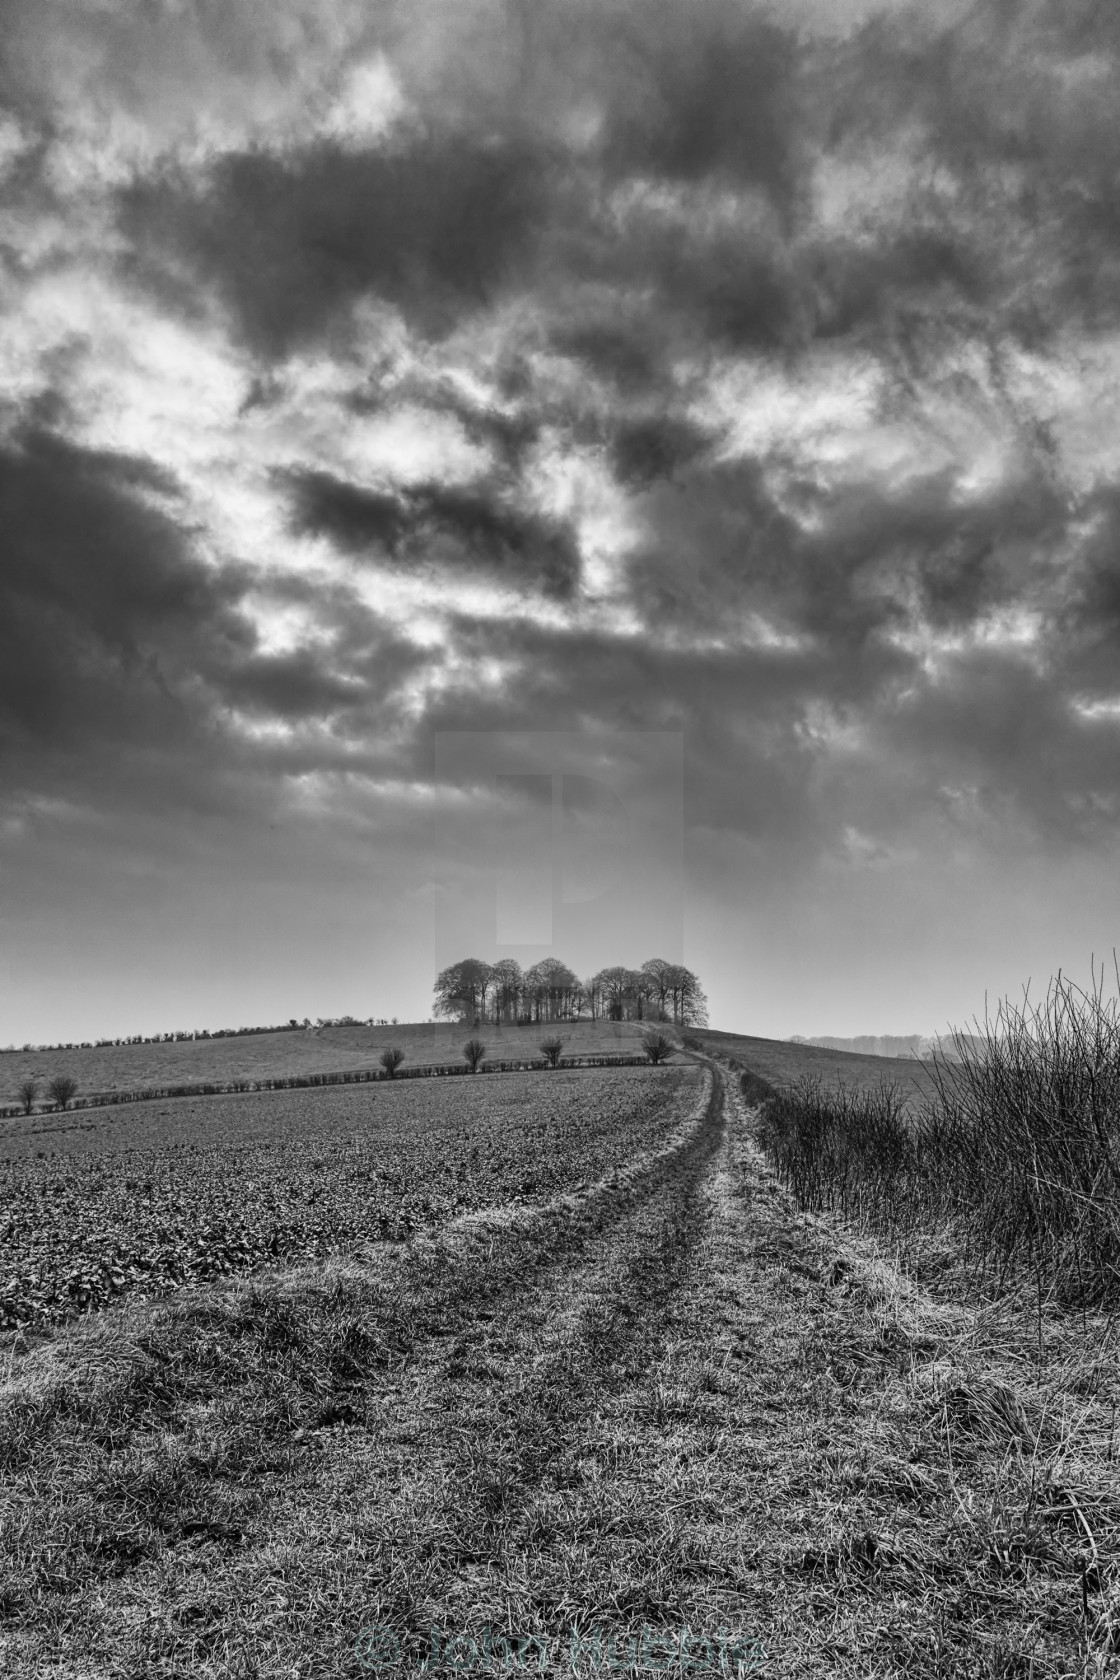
[433,957,707,1028]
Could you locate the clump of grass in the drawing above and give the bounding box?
[756,967,1120,1305]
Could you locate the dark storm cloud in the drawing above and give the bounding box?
[97,0,816,372]
[794,463,1071,638]
[610,202,801,354]
[805,225,993,349]
[811,2,1120,352]
[0,429,246,756]
[284,473,407,555]
[547,319,667,399]
[606,415,712,487]
[619,457,810,633]
[880,650,1120,849]
[415,606,874,862]
[0,427,429,805]
[9,0,1120,895]
[219,651,369,721]
[119,136,549,356]
[1052,485,1120,693]
[594,8,804,212]
[282,470,580,596]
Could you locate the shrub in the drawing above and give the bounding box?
[756,1076,912,1219]
[48,1075,78,1112]
[539,1036,564,1067]
[379,1046,406,1078]
[641,1031,675,1066]
[462,1039,486,1073]
[17,1078,38,1116]
[756,968,1120,1305]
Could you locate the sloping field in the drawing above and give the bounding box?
[1,1018,654,1109]
[0,1064,697,1330]
[697,1027,938,1106]
[1,1044,1116,1677]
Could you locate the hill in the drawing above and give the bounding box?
[1,1017,657,1111]
[695,1027,938,1106]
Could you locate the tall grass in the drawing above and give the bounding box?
[755,969,1120,1304]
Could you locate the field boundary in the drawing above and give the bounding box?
[0,1052,662,1121]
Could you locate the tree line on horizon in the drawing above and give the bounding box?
[432,957,707,1028]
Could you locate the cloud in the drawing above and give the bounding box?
[118,135,550,356]
[282,469,581,597]
[0,428,244,759]
[7,0,1120,1036]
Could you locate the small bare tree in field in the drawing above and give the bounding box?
[17,1078,38,1115]
[539,1036,564,1067]
[48,1075,78,1111]
[641,1031,675,1066]
[462,1038,486,1073]
[379,1046,405,1078]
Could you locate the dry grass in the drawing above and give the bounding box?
[745,974,1120,1307]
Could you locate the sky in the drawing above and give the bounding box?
[3,0,1120,1045]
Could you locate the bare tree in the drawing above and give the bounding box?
[433,959,494,1023]
[489,958,524,1024]
[462,1038,486,1072]
[17,1078,38,1116]
[678,967,709,1028]
[379,1047,405,1078]
[641,957,674,1020]
[48,1075,78,1111]
[539,1036,564,1067]
[432,952,709,1030]
[525,957,579,1023]
[641,1031,675,1065]
[594,965,632,1021]
[664,964,709,1027]
[624,967,652,1020]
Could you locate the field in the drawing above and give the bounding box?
[1,1018,656,1109]
[694,1028,936,1104]
[0,1066,697,1330]
[2,1033,1118,1678]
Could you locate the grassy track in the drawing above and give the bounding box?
[2,1050,1117,1676]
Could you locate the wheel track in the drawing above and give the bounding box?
[248,1052,732,1657]
[366,1053,726,1356]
